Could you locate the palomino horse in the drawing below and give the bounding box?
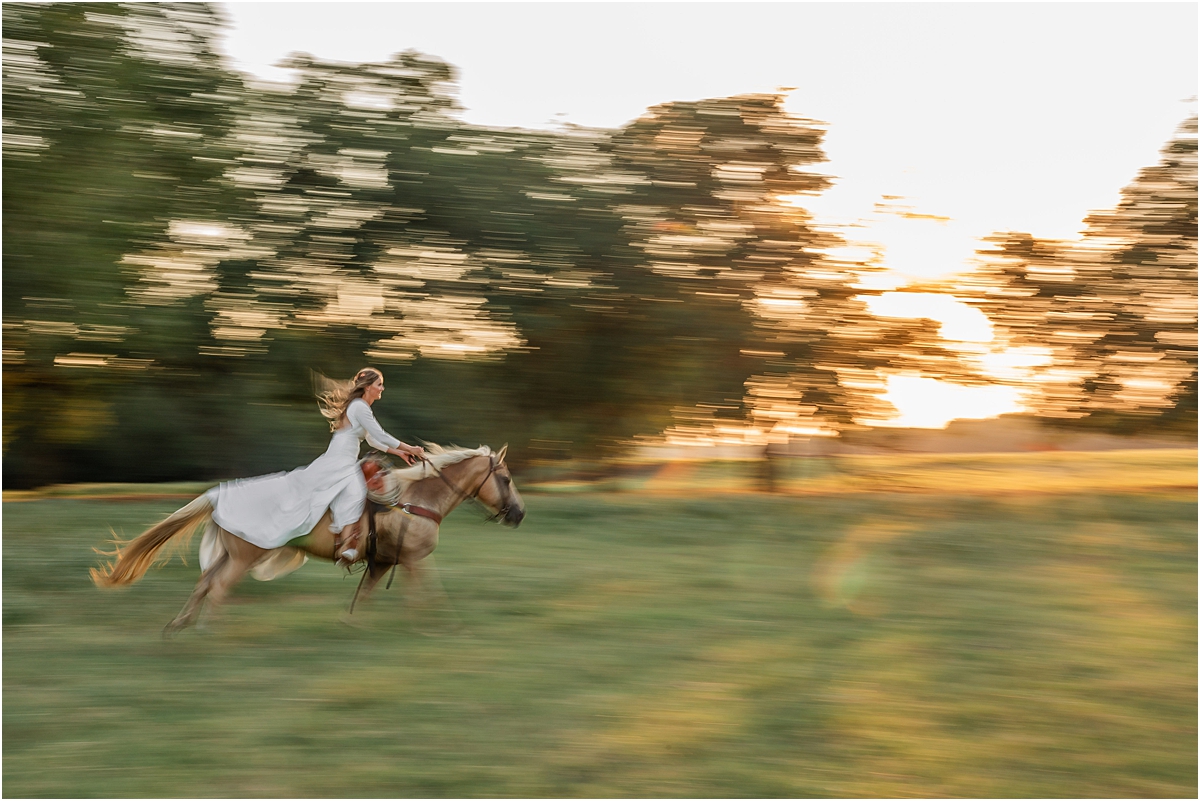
[91,445,525,634]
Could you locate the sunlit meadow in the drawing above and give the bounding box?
[4,451,1196,797]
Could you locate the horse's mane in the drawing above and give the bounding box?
[397,444,491,481]
[366,444,492,505]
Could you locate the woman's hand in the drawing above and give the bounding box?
[393,443,425,465]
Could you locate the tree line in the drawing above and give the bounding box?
[3,3,1195,488]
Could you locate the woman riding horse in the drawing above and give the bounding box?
[205,367,424,565]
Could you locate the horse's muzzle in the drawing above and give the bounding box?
[504,506,525,527]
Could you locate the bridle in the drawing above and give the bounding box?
[362,451,511,521]
[424,452,513,522]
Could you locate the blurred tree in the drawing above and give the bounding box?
[965,116,1197,432]
[607,93,832,298]
[1,7,1008,488]
[3,3,250,485]
[608,95,975,436]
[179,69,844,462]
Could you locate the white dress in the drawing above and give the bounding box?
[205,398,401,550]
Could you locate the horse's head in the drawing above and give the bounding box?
[380,444,525,527]
[476,445,525,527]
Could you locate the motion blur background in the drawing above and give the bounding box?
[4,2,1196,487]
[4,5,1198,798]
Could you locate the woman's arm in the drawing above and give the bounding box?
[347,400,425,463]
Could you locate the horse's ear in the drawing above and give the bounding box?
[496,444,508,462]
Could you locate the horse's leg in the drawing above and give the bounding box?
[164,551,227,637]
[339,561,392,628]
[395,559,429,628]
[348,561,391,612]
[163,532,260,636]
[193,532,262,628]
[400,557,466,635]
[417,555,467,632]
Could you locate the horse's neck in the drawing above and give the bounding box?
[410,457,486,516]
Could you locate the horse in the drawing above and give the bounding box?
[91,444,525,635]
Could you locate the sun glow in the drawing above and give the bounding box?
[652,203,1060,448]
[864,374,1027,430]
[836,200,1058,429]
[860,292,993,343]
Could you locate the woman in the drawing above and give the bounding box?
[205,368,424,564]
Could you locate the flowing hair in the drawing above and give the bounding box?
[313,367,383,431]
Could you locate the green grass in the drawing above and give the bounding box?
[4,477,1197,797]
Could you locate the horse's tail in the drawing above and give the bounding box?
[90,494,214,588]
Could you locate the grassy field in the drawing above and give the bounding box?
[3,452,1197,797]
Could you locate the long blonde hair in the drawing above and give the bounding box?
[314,367,383,431]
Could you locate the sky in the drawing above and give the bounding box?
[217,2,1197,429]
